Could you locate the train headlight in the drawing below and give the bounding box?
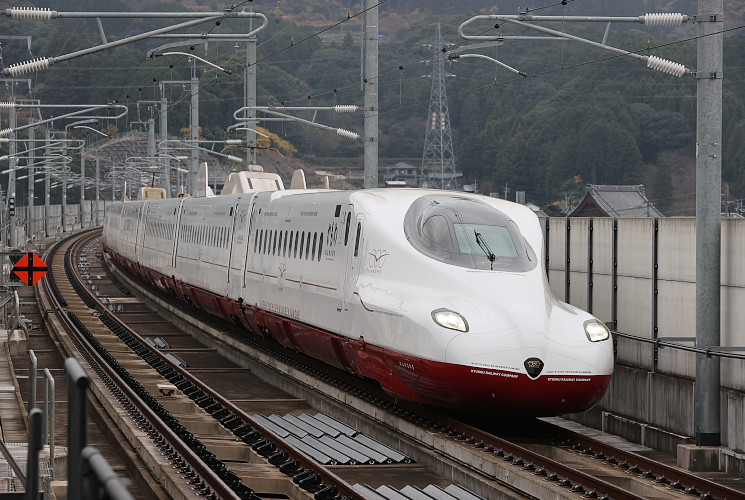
[584,319,610,342]
[432,309,469,332]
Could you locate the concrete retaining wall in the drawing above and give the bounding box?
[546,217,745,471]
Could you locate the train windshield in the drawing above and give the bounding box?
[404,194,537,271]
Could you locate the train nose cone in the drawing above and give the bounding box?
[524,357,544,379]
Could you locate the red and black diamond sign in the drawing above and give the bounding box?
[11,252,48,286]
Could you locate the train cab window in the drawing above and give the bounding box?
[403,194,537,272]
[422,215,453,250]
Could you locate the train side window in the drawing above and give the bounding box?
[318,233,323,261]
[273,230,278,255]
[294,230,300,258]
[288,231,294,258]
[305,231,312,260]
[344,212,351,245]
[283,231,288,257]
[254,230,259,253]
[312,233,317,260]
[300,232,305,259]
[353,222,362,257]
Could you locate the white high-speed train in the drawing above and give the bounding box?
[103,169,613,415]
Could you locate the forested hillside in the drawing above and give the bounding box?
[2,1,745,213]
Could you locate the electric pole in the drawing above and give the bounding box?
[421,24,457,190]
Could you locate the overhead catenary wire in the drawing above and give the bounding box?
[4,5,745,170]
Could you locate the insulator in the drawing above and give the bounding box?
[6,57,51,76]
[333,105,358,113]
[225,139,243,145]
[0,102,18,109]
[8,7,54,20]
[0,129,12,137]
[646,55,687,77]
[336,128,359,140]
[642,13,685,26]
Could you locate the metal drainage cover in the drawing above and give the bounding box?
[354,484,486,500]
[251,412,413,465]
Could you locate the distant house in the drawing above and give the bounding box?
[569,185,663,217]
[385,162,420,187]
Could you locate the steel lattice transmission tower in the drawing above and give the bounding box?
[421,24,458,190]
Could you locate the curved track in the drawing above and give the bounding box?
[33,229,745,500]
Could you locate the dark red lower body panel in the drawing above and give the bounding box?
[104,248,610,415]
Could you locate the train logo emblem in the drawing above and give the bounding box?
[325,222,339,258]
[327,222,339,246]
[367,249,389,273]
[524,357,544,379]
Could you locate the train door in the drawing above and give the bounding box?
[243,195,262,289]
[134,202,149,263]
[227,196,250,286]
[171,199,187,268]
[340,206,365,314]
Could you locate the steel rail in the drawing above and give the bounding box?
[40,230,241,500]
[97,227,745,500]
[77,229,365,499]
[431,417,651,500]
[551,425,745,500]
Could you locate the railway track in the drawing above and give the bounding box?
[27,228,745,500]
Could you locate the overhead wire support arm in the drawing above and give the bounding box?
[448,53,527,77]
[1,9,267,76]
[233,105,360,140]
[0,104,128,136]
[457,13,691,77]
